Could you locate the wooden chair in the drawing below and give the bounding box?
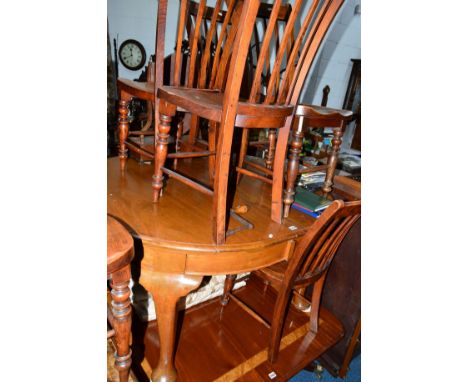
[173,1,296,182]
[238,2,293,168]
[234,0,346,221]
[235,0,349,216]
[221,199,361,363]
[154,0,346,244]
[116,0,167,172]
[241,2,293,99]
[153,0,289,243]
[170,0,248,183]
[283,104,353,217]
[107,216,134,382]
[117,0,246,180]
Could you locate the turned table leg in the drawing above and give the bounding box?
[142,273,203,382]
[283,117,305,218]
[110,264,132,382]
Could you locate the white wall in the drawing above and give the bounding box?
[107,0,216,80]
[107,0,361,106]
[302,0,361,108]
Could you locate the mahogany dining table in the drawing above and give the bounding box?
[107,156,317,382]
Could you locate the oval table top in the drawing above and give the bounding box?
[107,157,315,253]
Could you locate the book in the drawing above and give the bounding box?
[291,187,333,218]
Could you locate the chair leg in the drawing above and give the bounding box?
[283,117,305,218]
[118,93,132,172]
[265,128,276,170]
[292,287,310,311]
[173,116,184,170]
[270,123,290,224]
[268,289,290,364]
[188,114,199,146]
[152,105,173,203]
[309,273,327,335]
[220,274,236,306]
[208,121,217,184]
[236,129,250,185]
[262,279,270,295]
[322,124,344,195]
[110,264,132,382]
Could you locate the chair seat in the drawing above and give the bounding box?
[107,216,134,277]
[295,104,353,125]
[158,86,294,128]
[118,78,155,101]
[254,260,288,290]
[304,104,353,118]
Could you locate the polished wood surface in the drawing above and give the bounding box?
[108,216,135,382]
[107,215,134,276]
[132,274,344,382]
[108,155,317,381]
[108,156,313,254]
[157,87,293,128]
[108,156,362,381]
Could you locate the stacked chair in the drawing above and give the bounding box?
[148,0,346,244]
[283,104,354,217]
[113,0,362,376]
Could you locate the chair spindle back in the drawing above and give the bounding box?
[269,199,361,362]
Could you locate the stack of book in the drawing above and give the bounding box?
[291,187,332,218]
[297,171,326,187]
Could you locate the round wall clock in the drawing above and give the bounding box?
[118,39,146,71]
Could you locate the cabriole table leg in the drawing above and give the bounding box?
[141,272,203,382]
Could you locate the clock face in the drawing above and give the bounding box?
[118,39,146,71]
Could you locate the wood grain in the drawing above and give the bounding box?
[132,274,344,382]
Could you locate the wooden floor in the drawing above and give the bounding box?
[130,275,344,382]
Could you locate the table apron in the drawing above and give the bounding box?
[140,239,296,275]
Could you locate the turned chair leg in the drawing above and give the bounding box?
[322,124,344,196]
[118,93,132,172]
[220,274,236,306]
[173,117,184,170]
[265,128,276,170]
[283,117,305,218]
[152,107,173,203]
[110,265,132,382]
